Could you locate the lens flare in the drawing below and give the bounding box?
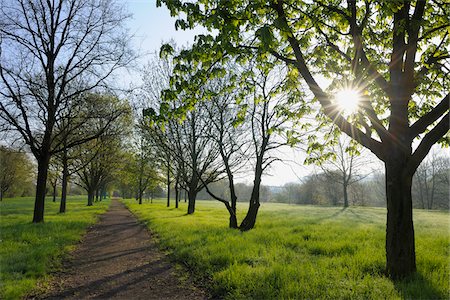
[335,89,360,114]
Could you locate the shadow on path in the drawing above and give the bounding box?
[37,200,206,300]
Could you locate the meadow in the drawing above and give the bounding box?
[124,199,449,299]
[0,196,109,299]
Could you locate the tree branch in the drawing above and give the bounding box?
[409,93,449,138]
[409,112,449,173]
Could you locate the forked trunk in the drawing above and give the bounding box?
[33,154,51,223]
[385,158,416,279]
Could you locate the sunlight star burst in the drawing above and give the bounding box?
[335,89,361,114]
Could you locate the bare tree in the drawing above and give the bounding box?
[413,149,450,210]
[199,74,250,228]
[316,136,374,208]
[0,0,134,222]
[239,62,301,231]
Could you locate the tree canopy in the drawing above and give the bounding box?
[157,0,449,279]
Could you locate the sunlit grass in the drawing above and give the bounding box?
[124,199,449,299]
[0,196,109,299]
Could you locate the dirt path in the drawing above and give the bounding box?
[41,200,207,299]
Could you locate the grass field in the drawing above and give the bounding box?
[0,196,109,299]
[124,199,449,299]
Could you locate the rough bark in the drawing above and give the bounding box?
[385,155,416,278]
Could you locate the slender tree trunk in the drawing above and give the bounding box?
[60,165,68,213]
[175,181,179,209]
[0,190,3,201]
[52,181,57,202]
[228,175,238,229]
[385,159,416,279]
[33,153,51,223]
[184,190,187,202]
[343,182,349,208]
[240,162,263,231]
[166,167,170,207]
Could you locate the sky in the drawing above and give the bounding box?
[122,1,383,186]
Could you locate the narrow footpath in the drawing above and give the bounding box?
[41,200,206,299]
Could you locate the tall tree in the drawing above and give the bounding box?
[200,75,249,228]
[159,0,449,278]
[0,0,134,222]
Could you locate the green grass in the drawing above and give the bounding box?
[0,196,109,299]
[124,199,450,299]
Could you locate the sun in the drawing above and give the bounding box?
[335,89,361,114]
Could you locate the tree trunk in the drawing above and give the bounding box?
[33,153,51,223]
[87,189,94,206]
[59,164,68,213]
[228,176,238,229]
[95,189,99,202]
[229,208,238,229]
[240,200,260,231]
[0,190,3,201]
[187,188,197,214]
[240,162,262,231]
[343,182,349,208]
[52,181,57,202]
[385,159,416,279]
[184,190,187,202]
[175,182,179,209]
[166,167,170,207]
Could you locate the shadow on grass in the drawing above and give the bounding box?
[393,272,445,299]
[308,207,347,224]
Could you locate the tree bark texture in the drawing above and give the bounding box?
[385,157,416,279]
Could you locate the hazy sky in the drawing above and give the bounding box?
[122,1,382,186]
